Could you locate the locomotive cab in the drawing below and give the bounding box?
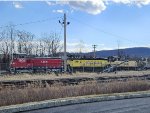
[10,53,32,73]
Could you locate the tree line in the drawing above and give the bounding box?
[0,24,63,63]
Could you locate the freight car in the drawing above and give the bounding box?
[110,60,138,70]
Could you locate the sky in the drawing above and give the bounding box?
[0,0,150,53]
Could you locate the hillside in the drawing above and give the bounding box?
[87,47,150,58]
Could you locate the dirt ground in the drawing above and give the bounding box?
[0,70,150,82]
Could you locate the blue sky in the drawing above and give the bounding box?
[0,1,150,52]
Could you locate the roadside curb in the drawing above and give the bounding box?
[0,91,150,113]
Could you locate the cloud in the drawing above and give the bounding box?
[109,0,131,4]
[45,1,57,6]
[46,1,53,6]
[141,0,150,5]
[68,0,106,15]
[66,41,107,52]
[52,9,64,13]
[107,0,150,6]
[12,2,23,9]
[135,0,150,7]
[46,0,106,15]
[46,0,150,15]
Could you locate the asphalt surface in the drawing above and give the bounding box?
[22,97,150,113]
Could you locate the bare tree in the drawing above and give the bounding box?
[0,24,16,62]
[17,30,34,55]
[42,33,53,56]
[34,41,40,56]
[0,24,62,59]
[39,40,45,56]
[42,32,62,57]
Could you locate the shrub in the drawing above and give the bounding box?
[0,80,150,106]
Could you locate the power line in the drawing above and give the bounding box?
[0,17,60,29]
[68,16,146,45]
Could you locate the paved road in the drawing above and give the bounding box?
[23,97,150,113]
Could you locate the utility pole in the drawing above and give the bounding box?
[64,13,67,72]
[10,27,13,60]
[117,41,120,61]
[59,13,70,72]
[92,45,97,59]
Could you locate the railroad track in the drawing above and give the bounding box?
[0,74,150,89]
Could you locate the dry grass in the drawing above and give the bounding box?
[0,80,150,106]
[0,70,150,81]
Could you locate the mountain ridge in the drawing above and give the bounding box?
[87,47,150,58]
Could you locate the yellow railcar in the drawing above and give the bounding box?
[68,59,109,67]
[67,58,109,72]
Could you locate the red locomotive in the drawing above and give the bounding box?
[10,54,64,73]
